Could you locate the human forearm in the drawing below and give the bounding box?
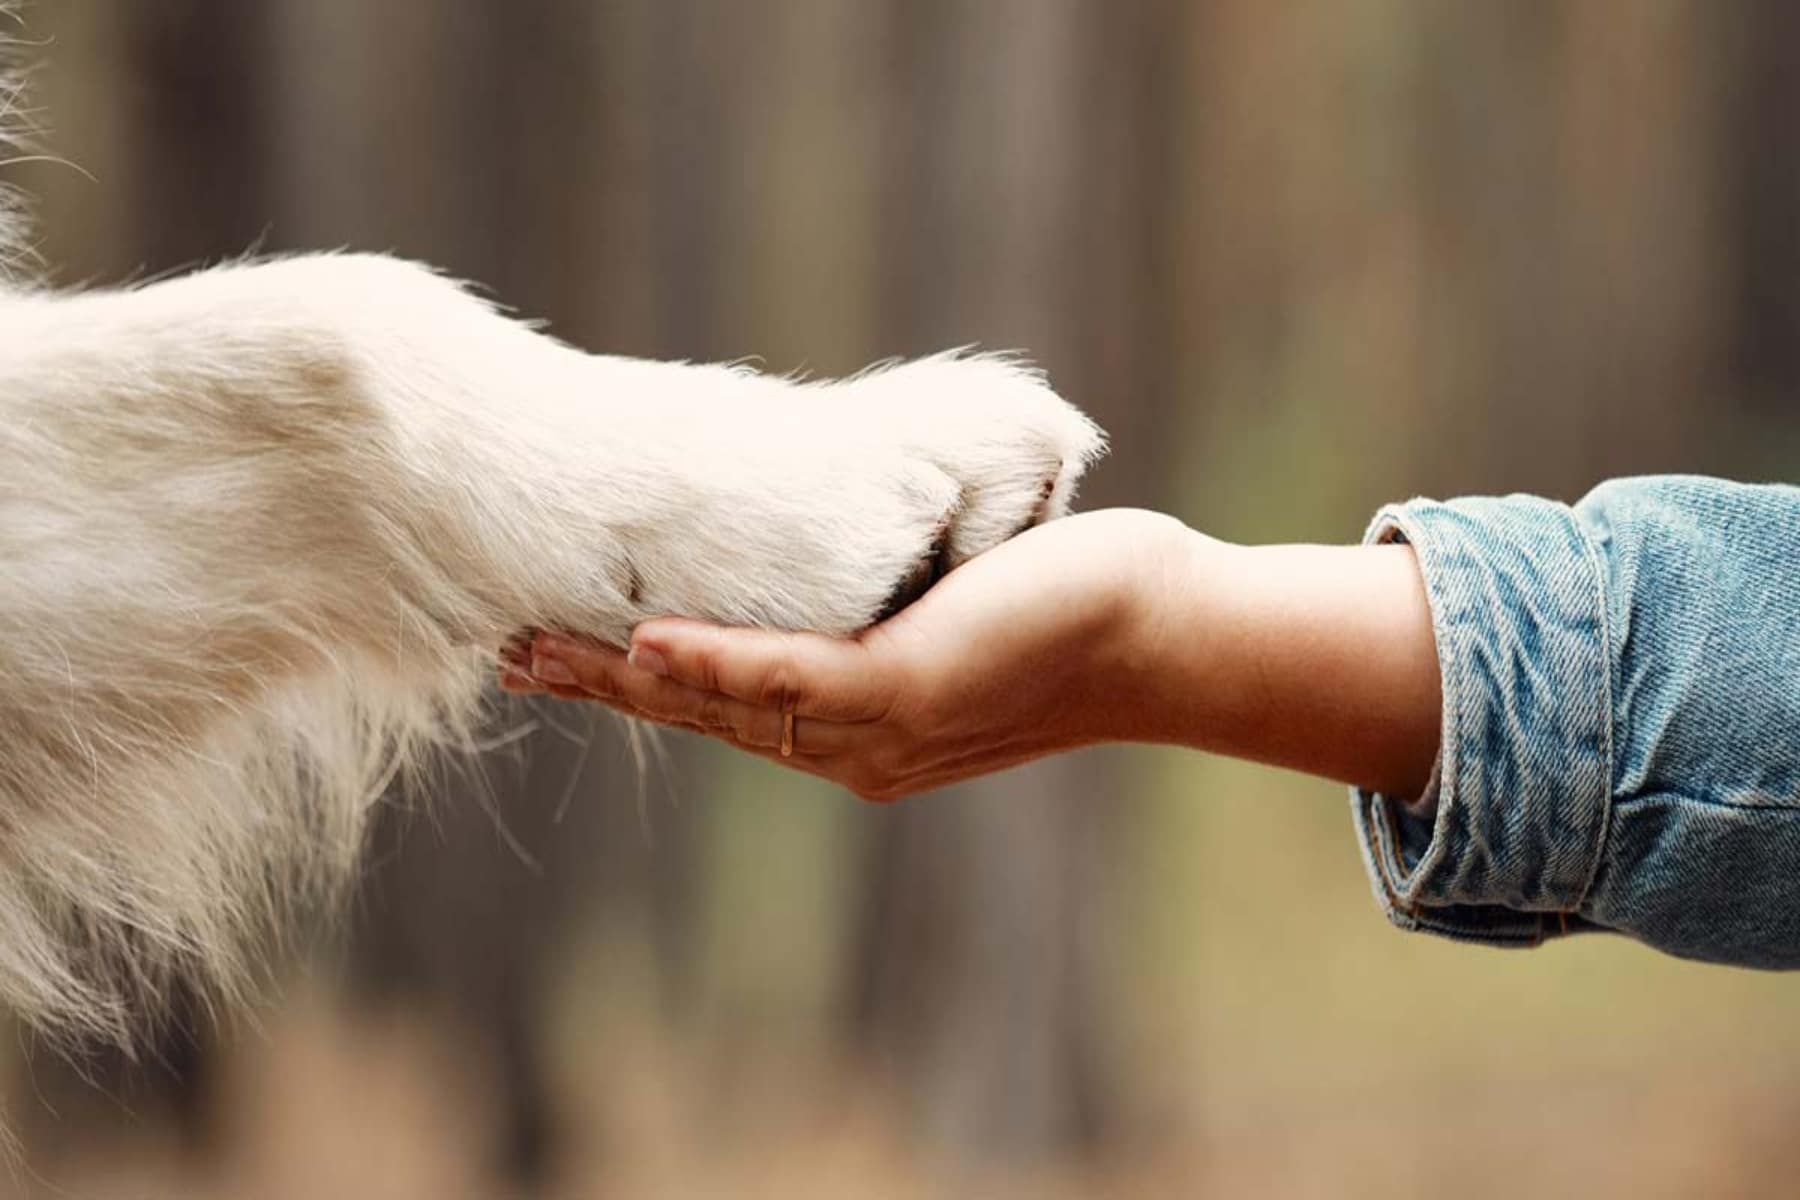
[1122,531,1441,797]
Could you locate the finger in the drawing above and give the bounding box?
[585,685,856,770]
[626,618,897,722]
[531,634,860,756]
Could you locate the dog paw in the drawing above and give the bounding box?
[564,351,1106,639]
[836,353,1106,618]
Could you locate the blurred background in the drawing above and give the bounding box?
[9,1,1800,1196]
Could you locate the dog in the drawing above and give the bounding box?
[0,39,1103,1046]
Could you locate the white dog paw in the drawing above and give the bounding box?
[582,351,1106,638]
[837,352,1106,614]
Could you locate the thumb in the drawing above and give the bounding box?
[629,618,896,723]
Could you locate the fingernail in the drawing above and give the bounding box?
[532,655,577,686]
[628,645,668,677]
[498,669,544,695]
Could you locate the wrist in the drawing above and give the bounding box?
[1092,512,1226,744]
[1109,528,1442,796]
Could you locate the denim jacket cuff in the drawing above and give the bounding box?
[1349,495,1615,948]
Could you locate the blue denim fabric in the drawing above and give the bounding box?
[1351,476,1800,967]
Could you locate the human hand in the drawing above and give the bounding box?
[503,504,1441,801]
[503,508,1198,801]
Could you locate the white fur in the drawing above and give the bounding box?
[0,11,31,277]
[0,245,1102,1042]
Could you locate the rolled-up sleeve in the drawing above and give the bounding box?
[1351,476,1800,967]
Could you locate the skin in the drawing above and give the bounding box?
[501,508,1443,804]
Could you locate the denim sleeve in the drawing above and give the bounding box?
[1350,476,1800,967]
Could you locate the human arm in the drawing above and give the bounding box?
[517,477,1800,969]
[508,507,1442,803]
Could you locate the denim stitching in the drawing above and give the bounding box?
[1563,502,1617,914]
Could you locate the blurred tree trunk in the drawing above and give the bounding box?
[1731,0,1800,425]
[843,0,1182,1163]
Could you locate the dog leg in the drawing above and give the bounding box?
[0,253,1102,1040]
